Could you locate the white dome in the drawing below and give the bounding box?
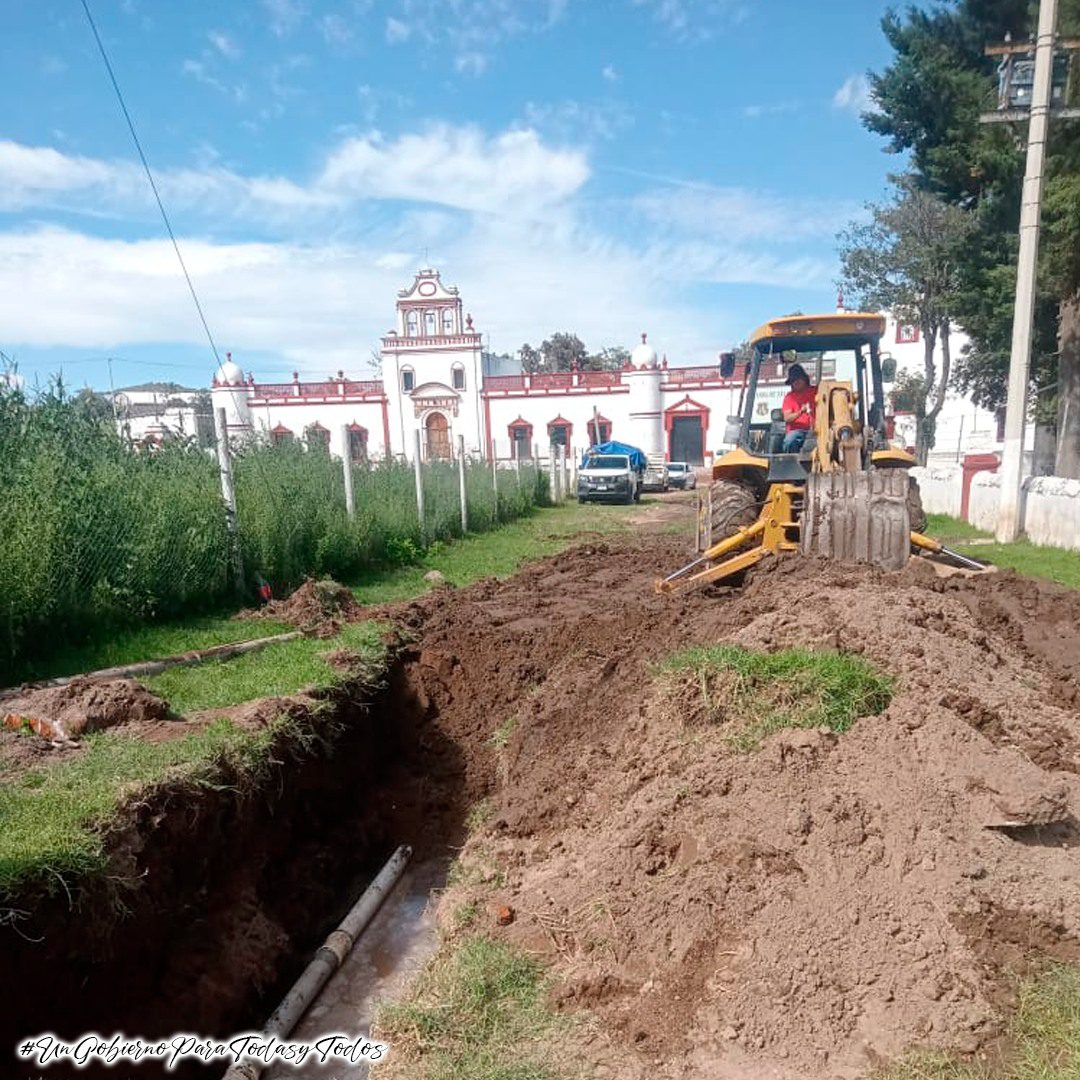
[215,356,244,386]
[631,332,657,368]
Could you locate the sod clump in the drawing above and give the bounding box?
[377,936,572,1080]
[656,644,893,751]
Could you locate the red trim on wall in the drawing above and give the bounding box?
[507,416,534,440]
[586,414,611,445]
[546,415,573,438]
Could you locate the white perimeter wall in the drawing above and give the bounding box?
[913,464,1080,550]
[251,400,389,459]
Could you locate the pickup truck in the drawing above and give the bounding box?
[578,451,642,504]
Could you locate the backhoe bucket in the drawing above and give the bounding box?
[800,470,910,571]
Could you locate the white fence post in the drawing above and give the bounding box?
[340,425,356,519]
[214,407,243,590]
[457,435,468,534]
[413,429,425,541]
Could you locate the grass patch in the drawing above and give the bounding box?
[925,514,1080,589]
[657,645,893,751]
[490,716,517,749]
[0,714,296,897]
[3,613,294,688]
[377,936,570,1080]
[926,513,992,544]
[144,621,385,715]
[350,500,640,605]
[877,964,1080,1080]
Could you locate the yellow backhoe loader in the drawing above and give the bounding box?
[656,313,983,594]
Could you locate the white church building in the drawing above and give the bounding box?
[210,268,1010,467]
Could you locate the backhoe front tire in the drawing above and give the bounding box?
[705,481,759,550]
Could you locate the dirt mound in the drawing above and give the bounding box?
[251,577,364,635]
[2,677,173,743]
[382,536,1080,1078]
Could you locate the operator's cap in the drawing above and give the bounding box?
[785,363,810,385]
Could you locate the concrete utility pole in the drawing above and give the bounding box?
[340,425,356,519]
[214,407,243,590]
[413,429,425,541]
[995,0,1058,542]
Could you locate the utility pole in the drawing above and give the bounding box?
[985,0,1076,540]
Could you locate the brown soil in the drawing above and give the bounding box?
[4,510,1080,1080]
[2,677,173,745]
[245,576,365,636]
[376,537,1080,1079]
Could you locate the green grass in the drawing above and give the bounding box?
[377,937,570,1080]
[4,612,293,687]
[877,964,1080,1080]
[144,621,386,715]
[0,715,294,897]
[657,645,893,751]
[350,500,641,605]
[926,513,993,544]
[926,514,1080,589]
[0,621,389,898]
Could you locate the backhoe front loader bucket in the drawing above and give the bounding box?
[800,470,910,571]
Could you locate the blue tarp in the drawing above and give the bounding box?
[581,441,648,472]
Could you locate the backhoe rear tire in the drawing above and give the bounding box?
[907,476,927,534]
[706,481,759,548]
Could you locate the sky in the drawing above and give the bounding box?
[0,0,906,392]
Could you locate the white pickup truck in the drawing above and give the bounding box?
[577,452,642,504]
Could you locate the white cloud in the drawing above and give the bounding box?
[181,58,248,102]
[317,125,590,214]
[602,64,618,83]
[454,52,488,76]
[833,74,872,114]
[385,16,411,42]
[0,127,589,221]
[263,0,305,37]
[631,0,753,42]
[319,13,353,45]
[208,31,241,59]
[634,181,857,247]
[522,99,633,142]
[741,101,798,119]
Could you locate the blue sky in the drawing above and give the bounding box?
[1,0,903,391]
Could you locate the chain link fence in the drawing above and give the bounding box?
[0,387,551,682]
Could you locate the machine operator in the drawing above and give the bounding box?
[780,363,816,452]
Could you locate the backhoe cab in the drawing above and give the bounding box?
[657,312,983,594]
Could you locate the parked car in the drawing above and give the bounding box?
[641,453,669,493]
[666,462,697,489]
[578,442,647,504]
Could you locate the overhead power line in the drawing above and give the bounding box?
[80,0,223,369]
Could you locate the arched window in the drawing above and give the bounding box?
[424,310,437,335]
[587,415,611,445]
[547,416,572,447]
[406,310,419,337]
[507,418,533,460]
[442,308,456,335]
[347,423,368,463]
[305,422,330,453]
[270,423,293,445]
[452,363,466,391]
[401,366,415,393]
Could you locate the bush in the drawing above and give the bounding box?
[0,381,548,679]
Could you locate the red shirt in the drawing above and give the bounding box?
[783,386,816,431]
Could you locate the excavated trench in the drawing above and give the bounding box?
[0,649,479,1080]
[4,525,1080,1080]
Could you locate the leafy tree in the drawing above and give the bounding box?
[839,182,974,463]
[518,343,542,374]
[587,345,631,371]
[540,332,588,372]
[863,0,1080,476]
